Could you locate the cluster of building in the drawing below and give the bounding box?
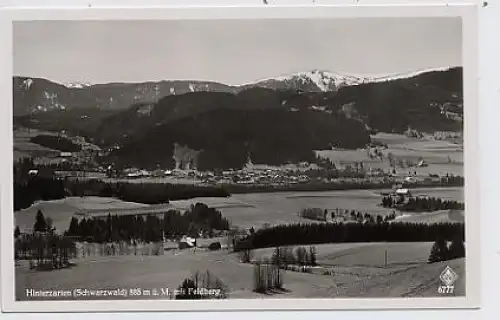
[105,166,314,185]
[100,161,444,187]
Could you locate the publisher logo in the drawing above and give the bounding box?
[438,266,458,294]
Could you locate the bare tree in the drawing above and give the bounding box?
[295,247,307,266]
[387,152,395,167]
[405,159,414,168]
[46,217,54,233]
[239,249,253,263]
[398,159,405,168]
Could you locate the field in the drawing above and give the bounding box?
[13,128,60,161]
[251,242,435,267]
[14,197,149,232]
[14,186,464,233]
[15,242,465,300]
[216,187,463,229]
[394,210,464,223]
[316,133,463,176]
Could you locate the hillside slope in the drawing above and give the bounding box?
[13,68,463,169]
[13,76,235,116]
[107,106,371,170]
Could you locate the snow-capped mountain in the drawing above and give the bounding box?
[361,67,453,84]
[239,67,454,92]
[13,66,459,116]
[12,76,235,116]
[63,81,92,89]
[240,70,367,92]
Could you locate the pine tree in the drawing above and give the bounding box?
[14,226,21,238]
[106,214,112,242]
[428,238,449,263]
[45,217,54,233]
[309,246,317,266]
[68,217,79,236]
[448,238,465,260]
[33,210,47,232]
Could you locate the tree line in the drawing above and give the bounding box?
[14,158,65,210]
[14,210,76,271]
[381,196,465,212]
[65,203,230,243]
[299,208,397,224]
[13,158,230,210]
[226,175,464,195]
[428,237,465,263]
[234,221,464,251]
[14,177,65,211]
[30,134,82,153]
[65,179,230,204]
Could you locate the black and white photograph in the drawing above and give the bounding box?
[2,7,480,311]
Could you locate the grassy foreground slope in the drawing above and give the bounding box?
[16,242,464,300]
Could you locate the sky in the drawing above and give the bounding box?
[13,18,462,85]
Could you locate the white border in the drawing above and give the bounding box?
[0,4,479,313]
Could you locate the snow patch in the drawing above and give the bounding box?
[136,104,154,116]
[170,87,176,95]
[64,81,92,89]
[241,69,367,91]
[35,105,48,112]
[22,78,33,90]
[310,105,326,112]
[359,67,453,83]
[189,84,195,92]
[239,66,454,91]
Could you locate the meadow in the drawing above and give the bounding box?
[14,197,149,233]
[316,133,463,176]
[14,186,464,233]
[15,242,465,300]
[13,128,60,161]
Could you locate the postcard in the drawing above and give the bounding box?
[0,3,480,312]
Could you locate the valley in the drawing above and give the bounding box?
[13,66,466,302]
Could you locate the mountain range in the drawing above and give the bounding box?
[13,67,456,116]
[13,67,463,170]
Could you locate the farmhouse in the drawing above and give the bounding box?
[299,208,327,221]
[394,188,412,204]
[417,160,428,167]
[59,152,73,158]
[434,131,462,140]
[178,236,196,249]
[28,167,55,179]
